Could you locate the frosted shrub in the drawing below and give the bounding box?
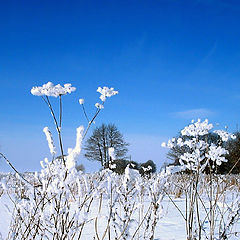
[4,82,167,239]
[6,82,121,239]
[162,119,239,240]
[91,166,166,240]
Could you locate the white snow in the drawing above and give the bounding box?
[0,192,239,239]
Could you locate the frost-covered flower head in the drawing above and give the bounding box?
[79,98,84,105]
[213,130,236,142]
[95,103,104,109]
[181,119,213,137]
[180,150,205,171]
[161,137,179,149]
[206,145,228,166]
[97,86,118,102]
[161,119,234,172]
[31,82,76,97]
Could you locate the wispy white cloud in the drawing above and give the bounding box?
[172,108,215,119]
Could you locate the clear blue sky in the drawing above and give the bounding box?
[1,0,240,172]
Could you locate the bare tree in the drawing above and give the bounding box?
[84,123,129,168]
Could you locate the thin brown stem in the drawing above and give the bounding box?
[81,104,90,123]
[42,96,65,162]
[59,95,63,129]
[0,153,33,187]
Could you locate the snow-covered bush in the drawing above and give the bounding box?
[162,119,239,240]
[3,82,166,239]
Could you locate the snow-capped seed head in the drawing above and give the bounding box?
[214,130,236,142]
[231,134,236,140]
[64,83,76,94]
[95,103,104,109]
[161,142,167,148]
[97,86,118,102]
[31,82,76,97]
[79,98,84,105]
[206,144,228,166]
[40,160,45,169]
[181,119,213,137]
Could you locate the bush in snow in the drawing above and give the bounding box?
[162,119,239,240]
[2,82,166,240]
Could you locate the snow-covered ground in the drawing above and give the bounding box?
[0,193,239,240]
[0,169,239,240]
[0,194,14,240]
[0,194,185,240]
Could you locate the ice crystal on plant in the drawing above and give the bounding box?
[43,127,56,155]
[214,130,236,142]
[180,150,205,171]
[97,86,118,102]
[181,119,213,137]
[31,82,76,97]
[95,102,104,109]
[206,144,228,166]
[162,119,235,172]
[79,98,84,105]
[165,165,186,175]
[66,126,84,170]
[161,139,178,148]
[161,142,167,147]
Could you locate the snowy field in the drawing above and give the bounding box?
[0,172,239,240]
[0,194,188,240]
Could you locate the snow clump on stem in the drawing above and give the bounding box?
[31,82,76,97]
[161,119,233,172]
[43,127,56,155]
[181,119,213,137]
[95,103,104,109]
[206,145,229,166]
[66,126,84,170]
[213,130,236,142]
[97,86,118,102]
[79,98,84,105]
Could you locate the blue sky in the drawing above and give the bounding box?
[1,0,240,172]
